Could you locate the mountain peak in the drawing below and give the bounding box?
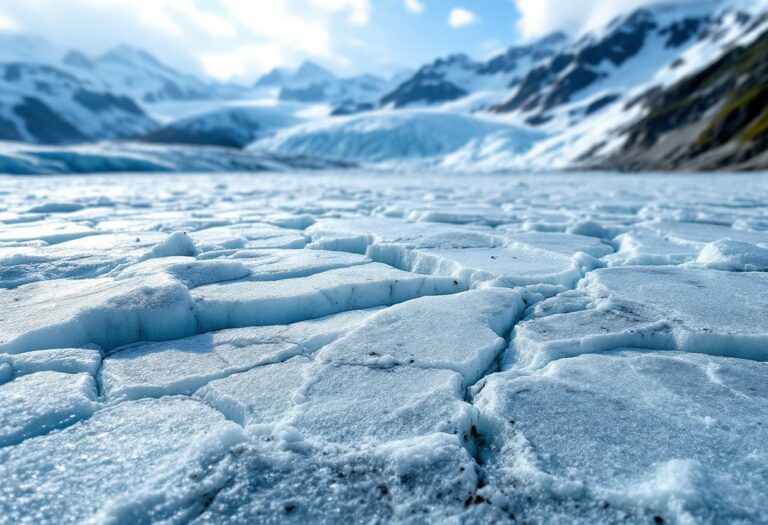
[294,61,336,83]
[63,50,94,69]
[254,67,289,87]
[99,45,165,69]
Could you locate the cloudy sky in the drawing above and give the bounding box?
[0,0,698,82]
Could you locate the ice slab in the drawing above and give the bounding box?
[195,356,311,426]
[102,310,372,401]
[9,347,102,376]
[369,242,592,289]
[0,274,196,354]
[0,397,245,524]
[475,351,768,524]
[0,232,168,288]
[289,364,472,447]
[190,432,481,524]
[115,256,252,288]
[189,223,307,251]
[512,266,768,368]
[0,371,97,447]
[503,232,614,258]
[608,221,768,266]
[317,289,525,383]
[0,220,97,245]
[197,248,370,281]
[193,263,463,332]
[307,216,498,254]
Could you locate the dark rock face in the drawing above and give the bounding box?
[13,97,86,144]
[3,63,80,84]
[661,17,706,48]
[584,94,620,116]
[491,54,574,113]
[0,62,156,144]
[492,7,709,116]
[379,55,475,108]
[380,78,468,108]
[0,116,23,141]
[74,90,144,115]
[279,84,328,103]
[378,34,567,109]
[479,32,567,76]
[602,29,768,170]
[140,127,246,149]
[579,10,658,67]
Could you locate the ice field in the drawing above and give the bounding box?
[0,172,767,524]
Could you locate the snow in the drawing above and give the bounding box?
[0,171,766,523]
[289,364,471,447]
[474,351,768,524]
[0,371,97,447]
[192,263,462,331]
[101,310,374,401]
[251,110,544,168]
[511,266,768,369]
[696,239,768,271]
[0,397,246,524]
[316,289,525,383]
[140,231,198,259]
[9,347,102,376]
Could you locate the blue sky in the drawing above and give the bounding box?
[0,0,685,82]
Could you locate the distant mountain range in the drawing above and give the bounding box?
[1,0,767,172]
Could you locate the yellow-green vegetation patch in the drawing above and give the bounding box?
[740,107,768,142]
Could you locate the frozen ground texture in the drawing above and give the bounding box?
[0,172,767,524]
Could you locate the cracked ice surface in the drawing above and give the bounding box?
[0,172,767,524]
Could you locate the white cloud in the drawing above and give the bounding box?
[0,10,19,31]
[200,43,288,81]
[448,7,476,28]
[404,0,425,14]
[514,0,707,37]
[310,0,371,25]
[0,0,367,81]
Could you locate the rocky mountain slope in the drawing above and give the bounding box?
[2,1,768,170]
[140,106,300,148]
[0,63,156,144]
[602,25,768,170]
[379,32,567,109]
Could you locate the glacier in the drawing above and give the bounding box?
[0,171,767,524]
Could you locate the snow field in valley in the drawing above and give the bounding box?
[0,172,767,524]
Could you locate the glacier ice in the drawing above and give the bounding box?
[0,172,766,524]
[474,351,768,524]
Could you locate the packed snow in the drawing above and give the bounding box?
[0,171,767,524]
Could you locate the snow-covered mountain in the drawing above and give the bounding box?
[491,2,721,120]
[242,1,768,171]
[379,32,568,109]
[255,61,393,111]
[0,35,239,104]
[0,36,253,145]
[503,0,768,170]
[603,23,768,170]
[140,105,300,148]
[2,1,768,171]
[63,45,242,103]
[0,63,156,144]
